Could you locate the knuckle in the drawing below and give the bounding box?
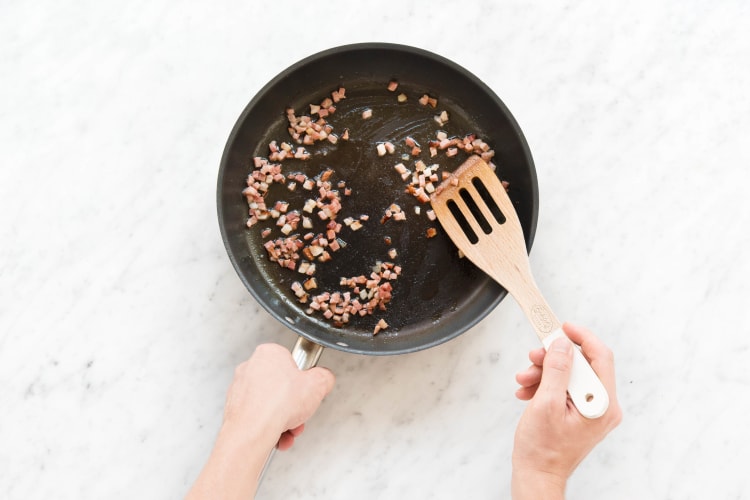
[254,343,288,361]
[234,362,247,377]
[254,343,275,355]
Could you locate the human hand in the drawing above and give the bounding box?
[187,343,335,500]
[221,343,335,450]
[511,323,622,499]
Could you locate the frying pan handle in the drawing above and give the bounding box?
[257,336,325,487]
[542,328,609,419]
[291,335,325,369]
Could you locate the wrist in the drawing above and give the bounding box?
[217,413,281,456]
[511,467,566,500]
[187,421,279,500]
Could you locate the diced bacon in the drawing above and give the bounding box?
[320,168,334,182]
[373,318,389,335]
[303,199,317,213]
[332,87,346,102]
[249,89,500,333]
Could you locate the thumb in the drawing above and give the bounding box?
[537,336,574,408]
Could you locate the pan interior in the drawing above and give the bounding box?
[218,44,538,355]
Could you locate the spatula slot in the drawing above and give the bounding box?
[459,187,493,235]
[447,199,479,244]
[471,177,506,225]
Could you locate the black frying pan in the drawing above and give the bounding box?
[218,43,538,358]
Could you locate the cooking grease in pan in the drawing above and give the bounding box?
[243,80,502,335]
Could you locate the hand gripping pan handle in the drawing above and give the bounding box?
[258,337,324,485]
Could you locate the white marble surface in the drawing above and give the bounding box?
[2,1,750,498]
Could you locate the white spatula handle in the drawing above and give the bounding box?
[542,328,609,419]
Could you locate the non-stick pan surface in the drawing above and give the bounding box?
[218,43,538,355]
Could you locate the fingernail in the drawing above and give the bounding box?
[550,337,573,354]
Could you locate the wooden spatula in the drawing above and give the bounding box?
[430,155,609,419]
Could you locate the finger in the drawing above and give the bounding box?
[288,423,305,437]
[278,424,306,451]
[515,383,540,401]
[528,347,546,366]
[252,342,295,364]
[562,322,617,395]
[277,431,295,451]
[287,367,336,430]
[562,323,609,361]
[536,336,574,411]
[515,364,543,387]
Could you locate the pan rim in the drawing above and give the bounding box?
[217,42,539,355]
